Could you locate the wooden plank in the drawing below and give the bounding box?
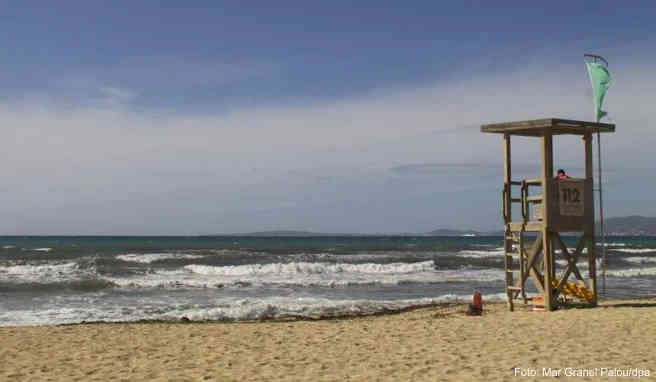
[553,235,586,298]
[521,233,543,283]
[529,267,545,295]
[541,130,554,311]
[524,178,542,185]
[509,221,543,232]
[519,229,526,303]
[481,118,616,135]
[552,118,615,131]
[554,233,585,281]
[482,118,554,131]
[504,134,512,225]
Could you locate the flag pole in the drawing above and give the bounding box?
[584,53,609,296]
[597,127,607,296]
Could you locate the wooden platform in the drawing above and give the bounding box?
[481,118,615,137]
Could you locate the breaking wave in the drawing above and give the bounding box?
[116,253,206,264]
[614,248,656,254]
[105,261,504,289]
[458,248,505,258]
[184,260,436,276]
[0,294,509,326]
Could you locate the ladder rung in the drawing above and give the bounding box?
[525,178,542,185]
[526,195,543,202]
[507,286,522,291]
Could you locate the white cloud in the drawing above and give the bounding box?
[0,48,654,234]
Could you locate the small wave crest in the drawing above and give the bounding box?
[0,260,100,284]
[458,248,504,258]
[116,253,206,264]
[623,256,656,264]
[614,248,656,254]
[606,266,656,278]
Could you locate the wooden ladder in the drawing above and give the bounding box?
[504,227,527,311]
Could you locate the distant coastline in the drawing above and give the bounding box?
[229,215,656,237]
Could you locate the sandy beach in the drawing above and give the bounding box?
[1,299,654,381]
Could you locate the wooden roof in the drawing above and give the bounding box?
[480,118,615,136]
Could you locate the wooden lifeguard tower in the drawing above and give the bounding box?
[481,118,615,311]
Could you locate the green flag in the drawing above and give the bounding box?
[585,62,611,122]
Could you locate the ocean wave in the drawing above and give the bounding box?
[458,248,504,258]
[0,294,510,326]
[0,279,117,293]
[598,242,627,247]
[605,267,656,278]
[31,248,53,252]
[116,253,206,264]
[555,260,590,268]
[184,261,437,276]
[623,256,656,264]
[614,248,656,254]
[105,263,504,289]
[0,258,104,285]
[163,295,509,322]
[0,262,83,283]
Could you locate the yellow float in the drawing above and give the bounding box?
[551,280,594,303]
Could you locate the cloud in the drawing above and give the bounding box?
[99,87,138,104]
[1,46,655,234]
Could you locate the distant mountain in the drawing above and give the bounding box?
[237,230,320,236]
[602,216,656,236]
[426,216,656,237]
[425,229,483,236]
[224,216,656,237]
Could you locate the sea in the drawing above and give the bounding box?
[1,235,655,326]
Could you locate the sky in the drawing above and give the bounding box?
[1,1,656,235]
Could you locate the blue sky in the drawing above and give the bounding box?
[1,1,655,234]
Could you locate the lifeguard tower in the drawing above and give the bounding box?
[481,118,615,311]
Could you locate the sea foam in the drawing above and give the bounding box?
[116,253,206,264]
[105,261,505,289]
[458,248,505,258]
[614,248,656,254]
[0,262,83,283]
[623,256,656,264]
[0,293,509,326]
[184,260,437,276]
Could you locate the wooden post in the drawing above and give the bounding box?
[504,134,512,222]
[541,129,554,310]
[584,132,598,305]
[503,134,513,310]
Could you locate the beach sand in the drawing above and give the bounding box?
[1,299,655,381]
